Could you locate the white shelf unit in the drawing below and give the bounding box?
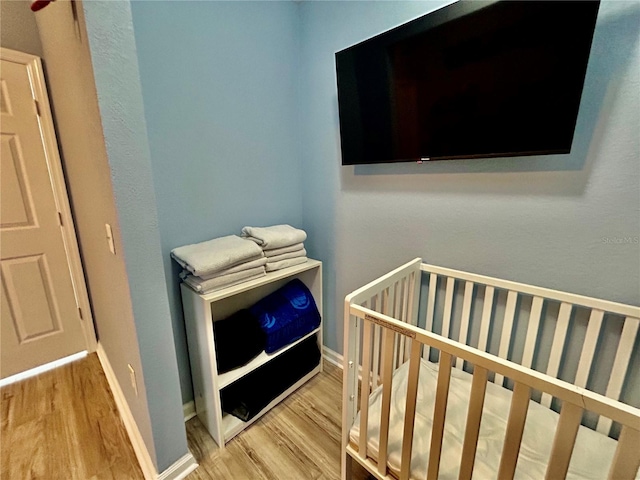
[181,259,323,448]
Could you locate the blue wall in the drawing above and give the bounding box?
[83,1,190,471]
[299,0,640,354]
[130,0,639,405]
[131,1,302,402]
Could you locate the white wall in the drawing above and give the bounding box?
[298,0,640,354]
[1,0,43,56]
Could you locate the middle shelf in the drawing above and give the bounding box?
[218,327,321,389]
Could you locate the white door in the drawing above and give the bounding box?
[1,49,90,378]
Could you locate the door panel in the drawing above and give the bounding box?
[1,134,37,228]
[1,54,87,378]
[2,254,62,340]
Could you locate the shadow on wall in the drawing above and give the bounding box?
[339,4,640,198]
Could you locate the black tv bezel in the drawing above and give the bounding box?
[335,0,599,166]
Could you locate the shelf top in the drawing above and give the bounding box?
[181,258,321,302]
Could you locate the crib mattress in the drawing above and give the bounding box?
[349,358,638,480]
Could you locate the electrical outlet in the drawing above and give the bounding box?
[105,223,116,255]
[128,364,138,396]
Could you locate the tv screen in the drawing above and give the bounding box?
[335,0,600,165]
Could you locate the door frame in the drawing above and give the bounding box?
[1,47,97,353]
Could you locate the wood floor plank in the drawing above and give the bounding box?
[242,420,324,480]
[44,409,82,480]
[270,410,338,476]
[1,415,48,479]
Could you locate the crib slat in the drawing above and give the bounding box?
[424,273,438,359]
[442,277,455,339]
[521,296,544,369]
[404,276,420,362]
[382,284,390,316]
[388,284,399,370]
[358,320,373,458]
[397,279,407,363]
[497,381,530,480]
[371,293,382,387]
[458,366,488,480]
[541,302,573,408]
[409,271,420,326]
[377,328,395,477]
[477,286,495,353]
[403,337,411,364]
[393,334,400,373]
[494,290,518,386]
[608,425,640,480]
[597,317,640,435]
[574,309,604,389]
[427,352,452,480]
[372,323,381,387]
[405,272,420,363]
[387,282,398,318]
[400,277,410,362]
[456,281,474,370]
[399,340,422,480]
[545,401,583,480]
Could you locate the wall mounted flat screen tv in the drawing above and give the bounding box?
[335,0,600,165]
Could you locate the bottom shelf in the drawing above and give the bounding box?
[221,364,322,443]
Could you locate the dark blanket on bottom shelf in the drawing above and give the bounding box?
[214,309,266,374]
[249,278,321,353]
[220,336,321,422]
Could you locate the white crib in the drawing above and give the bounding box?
[342,258,640,480]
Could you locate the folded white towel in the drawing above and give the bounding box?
[265,257,308,272]
[171,235,263,277]
[264,243,305,258]
[189,256,268,281]
[183,266,266,293]
[241,225,307,250]
[266,248,306,264]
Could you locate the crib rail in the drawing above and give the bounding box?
[420,263,640,435]
[342,259,640,480]
[346,305,640,480]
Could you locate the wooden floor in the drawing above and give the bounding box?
[1,354,371,480]
[1,354,143,479]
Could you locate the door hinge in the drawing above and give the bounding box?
[58,211,64,226]
[34,99,41,117]
[78,307,83,320]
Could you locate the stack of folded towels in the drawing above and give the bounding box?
[241,224,308,272]
[171,235,266,293]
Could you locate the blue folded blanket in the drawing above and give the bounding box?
[249,279,321,353]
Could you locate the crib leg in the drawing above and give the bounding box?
[342,450,353,480]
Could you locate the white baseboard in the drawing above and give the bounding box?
[0,351,87,388]
[323,346,343,368]
[323,345,366,383]
[96,343,158,480]
[158,453,199,480]
[183,400,196,422]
